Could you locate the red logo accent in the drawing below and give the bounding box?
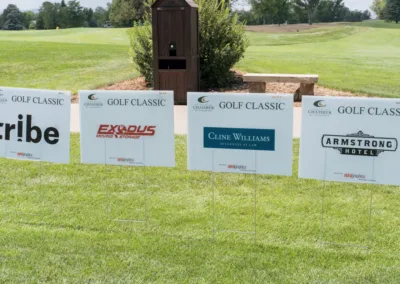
[96,125,156,139]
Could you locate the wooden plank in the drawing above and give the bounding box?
[243,73,318,84]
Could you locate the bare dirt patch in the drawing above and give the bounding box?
[246,23,347,33]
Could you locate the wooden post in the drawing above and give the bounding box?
[295,83,315,102]
[248,82,266,93]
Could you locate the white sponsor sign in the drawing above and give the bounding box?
[79,91,175,167]
[188,93,293,175]
[299,96,400,185]
[0,87,71,164]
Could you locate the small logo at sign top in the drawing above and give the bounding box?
[313,100,326,107]
[198,96,208,103]
[308,100,331,116]
[193,96,214,112]
[0,92,5,104]
[88,94,98,100]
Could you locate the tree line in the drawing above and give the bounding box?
[0,0,147,30]
[371,0,400,23]
[3,0,396,31]
[239,0,372,26]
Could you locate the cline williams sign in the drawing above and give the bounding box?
[79,91,175,167]
[204,127,275,151]
[0,87,71,164]
[188,92,293,175]
[299,96,400,185]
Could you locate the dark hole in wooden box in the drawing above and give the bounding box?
[159,59,186,70]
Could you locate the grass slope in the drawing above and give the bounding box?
[238,26,400,98]
[0,28,137,93]
[0,25,399,98]
[1,135,400,282]
[351,20,400,29]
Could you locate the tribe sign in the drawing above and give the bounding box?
[321,131,398,157]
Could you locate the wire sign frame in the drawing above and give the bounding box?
[318,148,376,250]
[210,150,258,244]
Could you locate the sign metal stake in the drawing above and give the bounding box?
[253,150,257,245]
[212,149,215,241]
[211,149,258,244]
[105,137,148,225]
[320,148,374,250]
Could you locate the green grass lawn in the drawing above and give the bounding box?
[350,20,400,29]
[0,25,399,98]
[0,28,138,93]
[238,25,400,98]
[1,135,400,282]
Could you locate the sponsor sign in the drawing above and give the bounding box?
[79,91,175,167]
[188,93,293,175]
[203,127,275,151]
[0,87,71,163]
[299,96,400,185]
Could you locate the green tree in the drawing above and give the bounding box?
[83,8,97,27]
[236,9,263,25]
[21,11,37,29]
[250,0,290,25]
[385,0,400,23]
[371,0,386,19]
[110,0,145,27]
[67,0,85,27]
[0,4,21,27]
[249,0,274,24]
[38,1,56,29]
[57,5,70,28]
[314,0,344,22]
[292,0,321,25]
[273,0,290,25]
[2,5,24,30]
[94,6,110,27]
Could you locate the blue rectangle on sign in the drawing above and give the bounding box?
[204,127,275,151]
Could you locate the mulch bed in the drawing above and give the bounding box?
[71,72,374,106]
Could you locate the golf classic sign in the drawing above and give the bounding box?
[299,96,400,185]
[0,87,71,164]
[188,93,293,175]
[79,90,175,167]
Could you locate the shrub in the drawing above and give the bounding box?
[127,0,248,89]
[128,20,153,84]
[198,0,248,88]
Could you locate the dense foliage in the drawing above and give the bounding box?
[371,0,386,19]
[128,0,248,89]
[385,0,400,23]
[110,0,145,27]
[0,4,24,30]
[0,1,111,30]
[128,21,153,84]
[35,0,110,29]
[370,0,400,23]
[242,0,371,25]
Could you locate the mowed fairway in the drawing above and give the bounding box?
[0,28,138,93]
[1,23,400,97]
[237,24,400,98]
[1,135,400,282]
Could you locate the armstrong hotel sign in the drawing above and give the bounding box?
[300,96,400,185]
